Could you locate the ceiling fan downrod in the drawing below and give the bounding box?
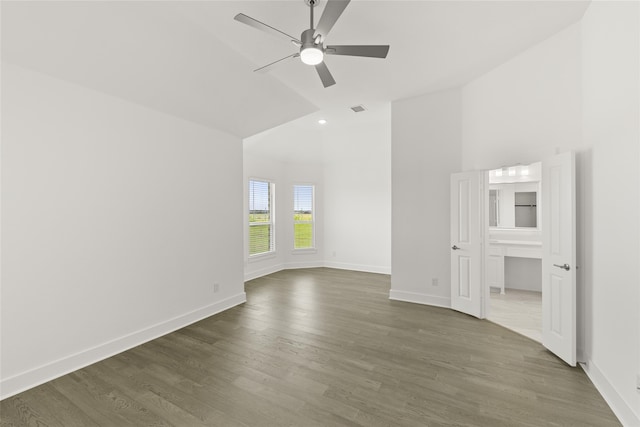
[300,0,323,65]
[308,0,316,30]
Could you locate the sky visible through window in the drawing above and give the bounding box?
[249,180,269,212]
[294,185,313,213]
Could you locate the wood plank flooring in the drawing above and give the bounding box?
[489,289,542,343]
[1,268,620,426]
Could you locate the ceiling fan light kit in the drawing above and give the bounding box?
[234,0,390,88]
[300,47,324,65]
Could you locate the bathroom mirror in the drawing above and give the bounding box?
[489,163,541,229]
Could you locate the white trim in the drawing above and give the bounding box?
[248,178,276,258]
[580,360,637,426]
[244,263,285,282]
[247,251,277,263]
[244,261,325,281]
[284,260,324,270]
[293,183,315,251]
[244,262,390,281]
[324,261,391,275]
[389,289,451,308]
[291,248,318,255]
[0,293,246,400]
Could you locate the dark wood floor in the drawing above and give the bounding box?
[1,268,620,426]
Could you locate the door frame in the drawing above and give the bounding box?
[478,153,577,366]
[482,171,492,320]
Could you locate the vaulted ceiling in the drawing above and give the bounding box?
[1,1,589,138]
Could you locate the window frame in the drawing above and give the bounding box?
[248,178,276,258]
[292,184,315,251]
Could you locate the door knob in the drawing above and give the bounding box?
[452,245,460,250]
[553,263,570,271]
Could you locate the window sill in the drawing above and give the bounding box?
[248,252,277,263]
[291,248,317,255]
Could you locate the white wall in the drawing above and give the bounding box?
[390,88,462,306]
[581,2,640,424]
[391,7,639,424]
[463,21,587,343]
[462,12,640,423]
[243,105,391,279]
[242,152,325,281]
[1,64,246,399]
[504,258,542,292]
[323,108,392,274]
[461,23,583,171]
[461,21,588,353]
[284,162,325,271]
[243,154,287,280]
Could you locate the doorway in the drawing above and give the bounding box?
[489,284,542,342]
[450,151,577,365]
[485,162,543,343]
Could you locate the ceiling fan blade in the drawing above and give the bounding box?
[315,0,350,40]
[234,13,301,45]
[325,45,390,58]
[254,53,300,73]
[315,62,336,88]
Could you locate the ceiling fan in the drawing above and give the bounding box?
[234,0,390,88]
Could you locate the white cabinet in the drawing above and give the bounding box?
[487,251,505,294]
[486,240,542,294]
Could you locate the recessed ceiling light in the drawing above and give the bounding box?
[318,119,327,125]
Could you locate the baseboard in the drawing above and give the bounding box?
[580,359,639,426]
[323,261,391,275]
[244,263,285,282]
[0,292,246,400]
[245,261,391,282]
[388,289,451,308]
[284,260,325,270]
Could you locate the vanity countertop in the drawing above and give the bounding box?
[489,239,542,246]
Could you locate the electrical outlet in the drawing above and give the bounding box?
[432,278,438,286]
[213,283,220,293]
[332,251,336,257]
[636,374,640,390]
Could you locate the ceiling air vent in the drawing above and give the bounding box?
[350,105,366,113]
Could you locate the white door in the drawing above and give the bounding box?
[450,171,485,318]
[542,151,576,366]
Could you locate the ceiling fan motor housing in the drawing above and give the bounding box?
[300,28,324,65]
[301,28,321,50]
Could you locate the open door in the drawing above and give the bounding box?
[542,151,576,366]
[450,171,485,318]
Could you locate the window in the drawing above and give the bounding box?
[249,180,274,256]
[293,185,314,249]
